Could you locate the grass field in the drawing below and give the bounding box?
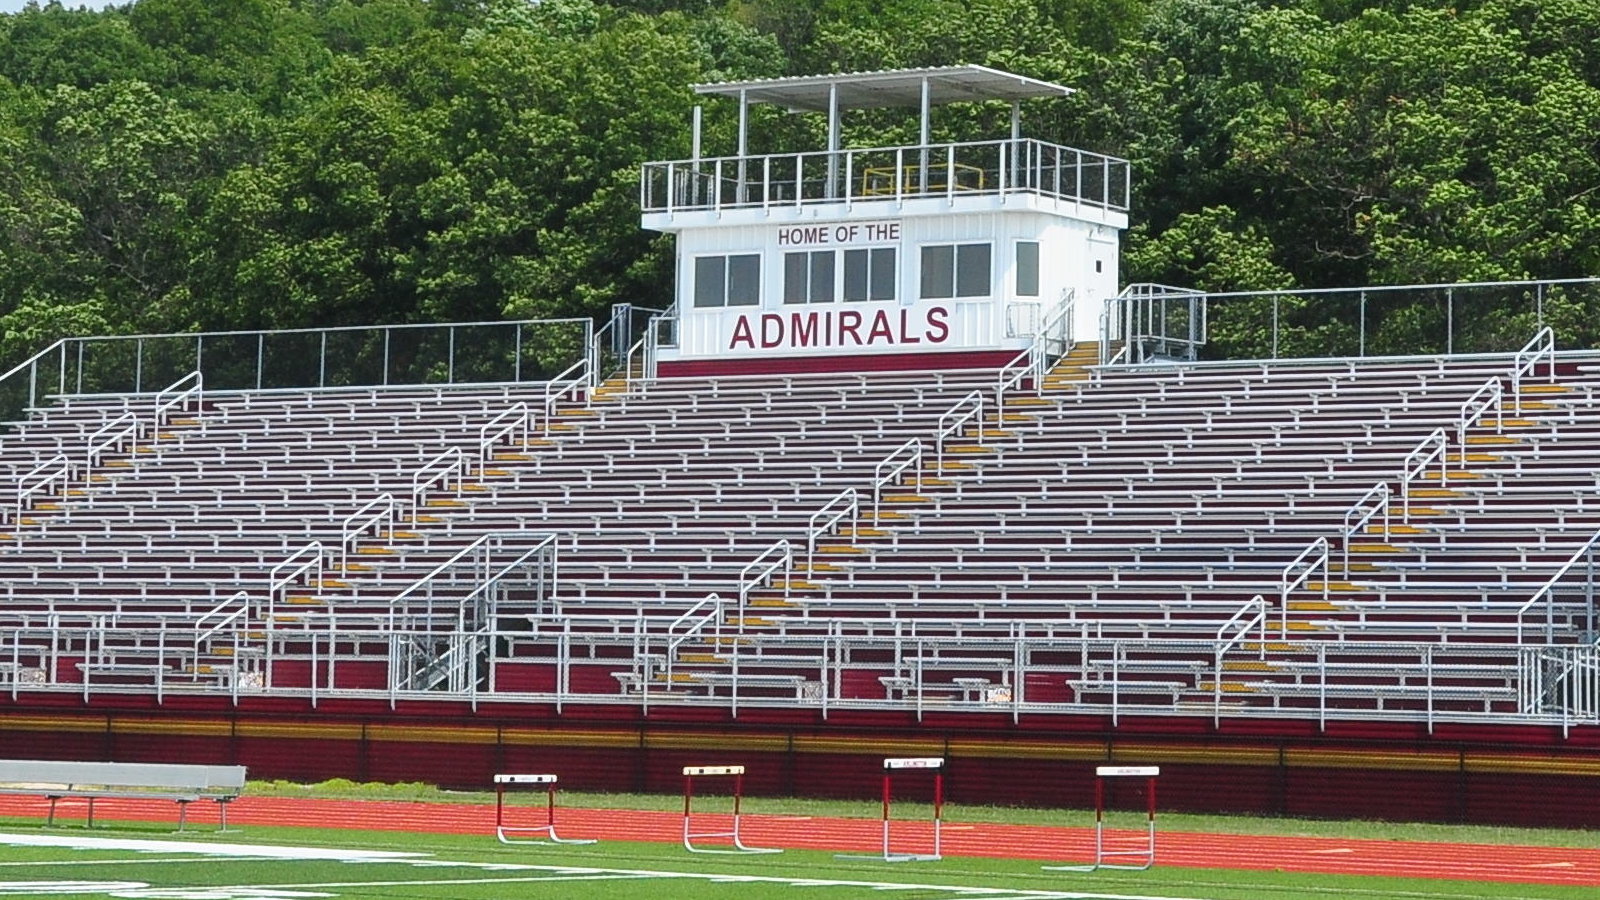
[0,820,1594,900]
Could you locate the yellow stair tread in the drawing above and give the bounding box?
[560,408,599,417]
[523,439,556,448]
[1370,523,1428,535]
[944,445,994,454]
[1283,621,1323,632]
[676,653,727,664]
[1446,453,1501,463]
[1244,642,1298,652]
[425,499,467,507]
[1499,419,1540,428]
[1501,400,1554,410]
[1465,435,1521,445]
[461,483,490,492]
[65,489,87,497]
[341,563,373,573]
[1407,488,1463,498]
[724,617,773,627]
[1222,661,1280,672]
[494,453,532,461]
[482,469,512,477]
[934,461,976,471]
[795,562,843,573]
[315,579,348,589]
[1306,581,1363,592]
[1289,601,1341,611]
[1521,384,1570,393]
[356,547,397,556]
[391,531,423,539]
[964,429,1012,438]
[771,580,819,590]
[882,494,930,503]
[843,527,891,538]
[106,460,132,467]
[914,477,954,487]
[816,544,867,555]
[1348,543,1403,553]
[749,598,799,608]
[1199,682,1259,693]
[284,597,324,606]
[32,503,62,511]
[169,418,199,426]
[871,510,910,520]
[1004,397,1052,406]
[1333,562,1381,573]
[994,413,1036,422]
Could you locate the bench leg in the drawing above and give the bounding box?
[46,796,57,827]
[176,800,188,832]
[217,799,231,833]
[87,797,95,829]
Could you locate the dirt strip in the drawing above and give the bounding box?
[0,795,1596,887]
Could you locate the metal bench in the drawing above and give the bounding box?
[0,759,246,830]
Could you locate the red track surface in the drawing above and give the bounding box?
[2,795,1597,887]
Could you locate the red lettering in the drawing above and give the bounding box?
[791,312,819,348]
[925,306,950,343]
[897,308,920,344]
[867,310,895,344]
[839,310,863,346]
[730,316,755,349]
[760,314,784,348]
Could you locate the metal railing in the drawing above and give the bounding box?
[1341,483,1390,571]
[1212,594,1268,725]
[266,542,325,624]
[540,358,591,437]
[1456,377,1503,450]
[735,541,791,633]
[934,391,984,472]
[478,403,530,470]
[642,138,1130,216]
[339,493,398,573]
[1515,530,1600,644]
[1280,538,1330,638]
[654,593,725,694]
[1510,326,1556,416]
[1400,428,1449,521]
[806,490,859,571]
[411,448,466,525]
[14,454,71,529]
[194,591,251,705]
[85,412,140,478]
[151,371,202,440]
[871,440,922,523]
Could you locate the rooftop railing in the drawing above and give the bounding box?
[642,138,1130,216]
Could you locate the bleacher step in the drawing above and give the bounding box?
[881,494,930,504]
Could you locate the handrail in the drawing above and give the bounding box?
[15,453,71,527]
[194,590,249,655]
[387,533,499,632]
[806,489,858,571]
[622,334,647,395]
[1510,326,1556,417]
[85,412,140,478]
[478,402,530,471]
[736,540,791,633]
[1212,594,1268,724]
[660,593,724,690]
[1341,483,1390,571]
[935,391,984,472]
[339,493,397,573]
[1515,530,1600,644]
[541,357,591,437]
[995,348,1034,413]
[1456,377,1503,450]
[1400,428,1448,522]
[152,370,203,439]
[411,447,466,525]
[871,439,922,523]
[1280,537,1330,638]
[266,542,325,627]
[446,532,558,633]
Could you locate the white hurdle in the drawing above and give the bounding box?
[1044,766,1159,872]
[681,765,781,854]
[493,773,596,845]
[839,757,945,863]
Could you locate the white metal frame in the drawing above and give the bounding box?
[494,773,596,845]
[680,765,780,854]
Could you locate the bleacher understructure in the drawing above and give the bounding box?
[2,323,1599,825]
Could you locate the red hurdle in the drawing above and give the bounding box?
[493,773,595,845]
[1045,765,1159,872]
[839,756,944,862]
[681,765,781,854]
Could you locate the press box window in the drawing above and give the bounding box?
[694,254,761,308]
[844,248,896,302]
[783,250,835,304]
[1016,241,1040,297]
[920,243,992,299]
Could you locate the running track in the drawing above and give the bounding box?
[0,795,1596,887]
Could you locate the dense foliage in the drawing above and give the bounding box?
[1,0,1598,362]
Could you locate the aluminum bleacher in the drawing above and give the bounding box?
[0,320,1596,730]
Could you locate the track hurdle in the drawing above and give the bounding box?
[681,765,781,854]
[1044,766,1159,872]
[838,757,944,863]
[493,774,595,845]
